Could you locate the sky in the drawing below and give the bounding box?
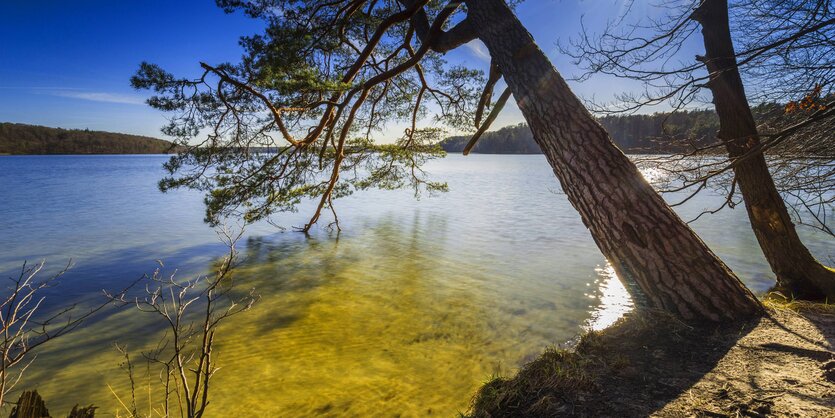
[0,0,694,140]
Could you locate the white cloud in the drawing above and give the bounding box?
[464,40,491,61]
[48,90,146,105]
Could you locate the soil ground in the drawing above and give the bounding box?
[467,305,835,417]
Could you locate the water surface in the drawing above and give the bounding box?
[0,154,831,416]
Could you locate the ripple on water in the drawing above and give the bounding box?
[3,155,831,416]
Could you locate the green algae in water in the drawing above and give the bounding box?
[13,155,820,417]
[21,217,628,417]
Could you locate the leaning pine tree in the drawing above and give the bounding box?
[562,0,835,299]
[133,0,761,322]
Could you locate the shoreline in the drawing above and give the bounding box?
[466,303,835,417]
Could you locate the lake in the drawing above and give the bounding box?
[0,154,831,416]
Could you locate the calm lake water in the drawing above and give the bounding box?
[0,154,832,416]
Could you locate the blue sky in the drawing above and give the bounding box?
[0,0,689,139]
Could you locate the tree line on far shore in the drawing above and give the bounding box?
[440,103,832,155]
[0,123,176,155]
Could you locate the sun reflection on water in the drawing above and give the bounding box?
[638,165,665,184]
[584,263,634,331]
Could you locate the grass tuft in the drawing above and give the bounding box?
[464,311,692,417]
[762,292,835,315]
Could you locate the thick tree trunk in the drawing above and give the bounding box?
[464,0,762,322]
[693,0,835,300]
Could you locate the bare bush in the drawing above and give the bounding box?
[108,228,259,418]
[0,261,127,409]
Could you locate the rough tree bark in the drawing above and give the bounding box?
[693,0,835,300]
[464,0,762,321]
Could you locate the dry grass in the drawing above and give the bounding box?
[762,291,835,314]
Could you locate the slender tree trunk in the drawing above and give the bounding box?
[464,0,762,322]
[693,0,835,300]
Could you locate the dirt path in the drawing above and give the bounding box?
[659,308,835,417]
[467,306,835,417]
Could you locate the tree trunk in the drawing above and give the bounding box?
[464,0,762,322]
[693,0,835,300]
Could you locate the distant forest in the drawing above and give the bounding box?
[440,109,726,154]
[439,103,835,155]
[0,123,176,155]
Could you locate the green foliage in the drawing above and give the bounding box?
[0,123,175,155]
[132,0,485,230]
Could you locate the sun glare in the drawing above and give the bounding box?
[585,263,634,331]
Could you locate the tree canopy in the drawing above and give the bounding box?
[133,0,763,321]
[132,0,497,231]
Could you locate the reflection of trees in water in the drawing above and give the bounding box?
[233,212,454,331]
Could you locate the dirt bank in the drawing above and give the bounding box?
[466,304,835,417]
